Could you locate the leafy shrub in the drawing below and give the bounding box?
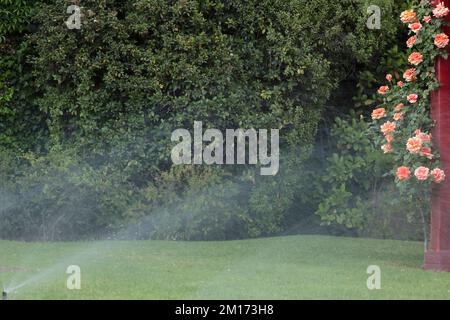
[122,156,310,240]
[0,0,47,152]
[315,115,422,239]
[0,0,33,43]
[0,150,135,240]
[121,166,249,240]
[0,0,415,240]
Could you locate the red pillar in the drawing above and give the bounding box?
[424,0,450,272]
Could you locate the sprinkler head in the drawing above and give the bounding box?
[2,290,7,300]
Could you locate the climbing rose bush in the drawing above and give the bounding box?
[371,0,448,191]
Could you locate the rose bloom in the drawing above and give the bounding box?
[431,168,446,183]
[378,86,389,95]
[420,134,431,143]
[415,166,430,181]
[400,10,417,23]
[381,143,393,154]
[434,33,449,48]
[407,35,417,48]
[380,121,396,135]
[371,107,386,120]
[407,93,418,103]
[408,52,423,65]
[386,74,392,81]
[403,68,417,82]
[397,166,411,180]
[422,134,432,142]
[386,135,395,143]
[409,22,422,33]
[423,16,432,23]
[395,103,405,112]
[406,137,423,153]
[421,147,433,159]
[415,129,432,142]
[397,81,404,88]
[433,2,450,18]
[393,113,404,121]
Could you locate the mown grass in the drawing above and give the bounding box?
[0,235,449,299]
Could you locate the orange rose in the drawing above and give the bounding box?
[407,35,417,48]
[421,135,431,143]
[431,168,446,183]
[407,93,418,103]
[386,135,395,143]
[393,113,403,121]
[415,130,432,142]
[400,10,417,23]
[406,137,422,154]
[380,121,396,135]
[421,147,433,159]
[394,103,405,112]
[386,74,393,81]
[403,68,417,82]
[396,166,411,180]
[434,33,449,48]
[371,108,386,120]
[381,143,393,154]
[397,81,404,88]
[423,16,432,23]
[408,52,423,65]
[433,2,449,18]
[415,166,430,181]
[378,86,389,95]
[408,22,422,33]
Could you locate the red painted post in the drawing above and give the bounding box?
[424,0,450,272]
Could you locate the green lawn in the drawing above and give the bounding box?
[0,235,449,299]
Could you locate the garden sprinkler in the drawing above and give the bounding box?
[2,289,7,300]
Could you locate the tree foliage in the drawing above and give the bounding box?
[1,0,413,240]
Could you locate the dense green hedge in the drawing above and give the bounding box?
[0,0,410,240]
